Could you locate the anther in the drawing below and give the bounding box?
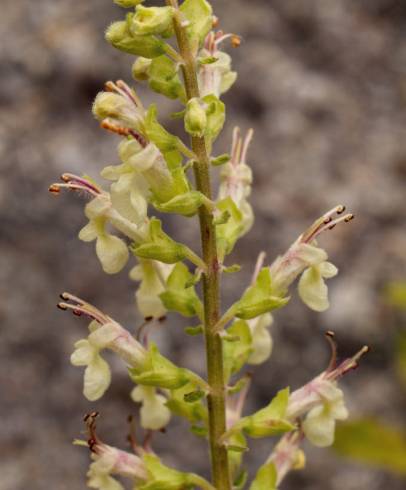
[72,309,83,317]
[336,205,346,214]
[231,35,241,48]
[212,15,219,28]
[60,292,70,300]
[48,184,60,194]
[60,174,70,183]
[344,214,354,222]
[57,303,67,310]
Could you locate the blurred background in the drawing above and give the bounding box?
[1,0,406,488]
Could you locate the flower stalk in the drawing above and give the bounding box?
[166,1,231,487]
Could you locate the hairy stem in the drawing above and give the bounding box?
[167,1,231,488]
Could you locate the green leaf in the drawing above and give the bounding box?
[184,390,206,403]
[198,56,218,65]
[211,153,231,166]
[105,19,166,58]
[184,325,204,336]
[238,388,295,438]
[249,463,277,490]
[223,264,241,274]
[333,419,406,475]
[179,0,213,51]
[132,218,188,264]
[160,263,203,317]
[236,268,289,320]
[190,425,208,437]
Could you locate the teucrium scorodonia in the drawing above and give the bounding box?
[50,1,368,489]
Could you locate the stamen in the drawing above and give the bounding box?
[116,80,144,109]
[60,173,101,195]
[57,293,110,325]
[49,184,61,195]
[230,127,241,164]
[48,183,100,198]
[324,331,337,372]
[313,213,354,239]
[240,128,254,165]
[231,35,241,48]
[301,206,353,243]
[326,345,369,381]
[101,119,131,136]
[251,251,266,285]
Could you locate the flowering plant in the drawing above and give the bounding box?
[50,1,368,489]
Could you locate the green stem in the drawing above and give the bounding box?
[167,2,231,489]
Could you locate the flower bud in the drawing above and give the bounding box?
[105,20,166,58]
[184,98,207,137]
[132,57,152,81]
[92,91,144,132]
[130,5,174,37]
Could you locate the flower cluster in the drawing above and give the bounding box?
[51,1,367,489]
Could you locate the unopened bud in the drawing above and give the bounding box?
[184,98,207,137]
[132,57,152,81]
[130,5,174,37]
[105,20,166,58]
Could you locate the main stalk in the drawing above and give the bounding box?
[167,2,231,488]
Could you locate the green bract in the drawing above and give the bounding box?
[235,388,295,438]
[235,268,289,320]
[223,320,252,381]
[144,104,182,152]
[132,218,188,264]
[141,454,213,490]
[160,262,203,317]
[129,343,193,389]
[153,190,207,216]
[249,463,277,490]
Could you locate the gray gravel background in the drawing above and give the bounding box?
[1,0,406,489]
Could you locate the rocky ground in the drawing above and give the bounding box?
[1,0,406,489]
